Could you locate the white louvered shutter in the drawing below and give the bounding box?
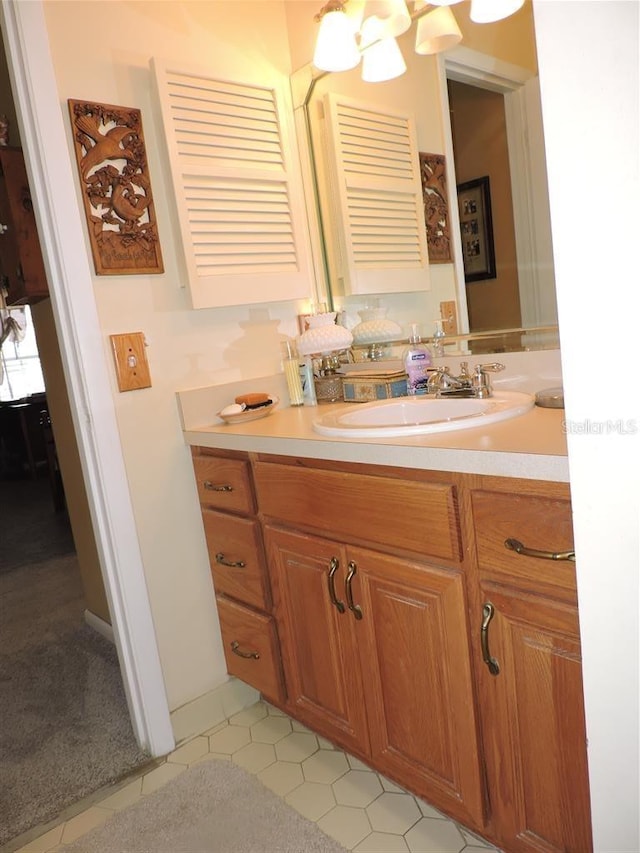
[323,93,430,296]
[151,58,312,308]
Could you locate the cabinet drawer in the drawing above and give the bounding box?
[193,454,254,514]
[472,490,576,598]
[216,595,285,704]
[202,510,270,610]
[254,461,461,563]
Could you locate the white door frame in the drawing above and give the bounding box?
[437,46,558,331]
[0,0,174,757]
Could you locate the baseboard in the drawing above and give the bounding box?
[84,609,114,643]
[170,678,259,745]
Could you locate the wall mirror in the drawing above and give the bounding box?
[285,0,559,356]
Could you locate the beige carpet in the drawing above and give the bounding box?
[64,758,348,852]
[0,554,149,846]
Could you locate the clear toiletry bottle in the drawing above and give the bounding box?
[432,320,446,357]
[404,323,433,395]
[281,339,304,406]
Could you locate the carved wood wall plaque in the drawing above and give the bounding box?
[419,152,452,264]
[68,100,163,275]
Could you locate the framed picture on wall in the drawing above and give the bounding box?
[457,176,496,282]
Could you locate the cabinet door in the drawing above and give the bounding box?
[477,584,592,853]
[265,526,369,756]
[350,546,486,829]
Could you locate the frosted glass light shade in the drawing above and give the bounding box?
[313,10,361,72]
[361,16,407,82]
[296,313,354,356]
[415,6,462,54]
[418,0,464,7]
[352,308,402,344]
[361,0,412,39]
[470,0,525,23]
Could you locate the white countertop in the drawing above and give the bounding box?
[177,362,569,482]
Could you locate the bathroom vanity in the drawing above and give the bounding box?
[182,375,591,853]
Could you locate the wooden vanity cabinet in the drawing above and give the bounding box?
[190,447,592,852]
[470,478,592,853]
[258,457,486,830]
[191,447,284,704]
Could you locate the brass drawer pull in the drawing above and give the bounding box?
[327,557,345,613]
[481,602,500,676]
[230,640,260,660]
[215,552,246,569]
[345,561,363,620]
[505,537,575,562]
[204,481,233,492]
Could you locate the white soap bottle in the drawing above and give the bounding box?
[404,324,433,395]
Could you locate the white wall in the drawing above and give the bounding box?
[40,0,313,712]
[534,2,639,850]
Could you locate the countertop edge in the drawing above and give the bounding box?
[183,428,570,483]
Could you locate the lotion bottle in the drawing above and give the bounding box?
[404,323,432,395]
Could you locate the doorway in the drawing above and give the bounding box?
[440,48,558,342]
[0,0,173,767]
[0,17,163,844]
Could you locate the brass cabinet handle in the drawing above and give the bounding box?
[345,560,363,620]
[481,602,500,676]
[204,481,233,492]
[327,557,345,613]
[505,537,575,562]
[230,640,260,660]
[215,552,246,569]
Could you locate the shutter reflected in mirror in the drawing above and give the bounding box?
[322,93,431,297]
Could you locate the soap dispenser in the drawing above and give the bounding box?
[403,324,433,395]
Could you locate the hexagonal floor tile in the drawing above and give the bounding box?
[333,769,383,807]
[257,760,304,796]
[208,723,251,755]
[405,817,466,853]
[232,741,276,773]
[274,731,319,763]
[249,714,292,744]
[355,831,411,852]
[316,805,372,849]
[303,749,350,784]
[285,781,336,821]
[229,702,268,727]
[366,792,421,835]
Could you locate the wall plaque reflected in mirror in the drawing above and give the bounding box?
[419,152,452,264]
[457,176,496,283]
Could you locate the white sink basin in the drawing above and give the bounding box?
[313,391,534,438]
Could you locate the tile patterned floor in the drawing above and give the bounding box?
[15,701,501,853]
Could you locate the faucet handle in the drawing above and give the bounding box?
[474,362,505,374]
[472,362,505,397]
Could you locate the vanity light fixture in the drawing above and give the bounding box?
[470,0,525,23]
[312,0,526,77]
[361,18,407,82]
[313,1,362,72]
[414,2,462,55]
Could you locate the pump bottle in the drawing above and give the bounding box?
[403,324,432,395]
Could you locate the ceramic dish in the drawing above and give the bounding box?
[217,396,279,425]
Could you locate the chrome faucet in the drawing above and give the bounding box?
[427,361,505,398]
